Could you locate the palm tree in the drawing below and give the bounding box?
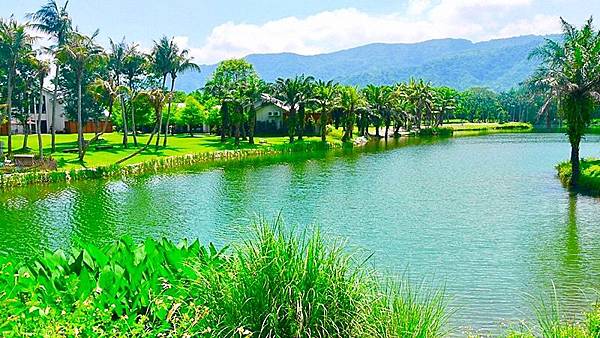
[364,85,393,139]
[339,86,364,142]
[273,77,303,143]
[108,38,129,148]
[28,0,72,153]
[0,17,36,157]
[32,57,50,159]
[85,78,124,159]
[243,76,267,145]
[122,43,146,146]
[150,36,176,149]
[529,17,600,187]
[295,75,314,141]
[57,30,104,161]
[313,80,338,142]
[163,48,200,147]
[205,76,233,142]
[432,87,457,127]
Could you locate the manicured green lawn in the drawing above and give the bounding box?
[0,133,335,170]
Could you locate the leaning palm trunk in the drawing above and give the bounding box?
[51,63,60,153]
[77,73,84,161]
[121,95,129,148]
[117,115,160,165]
[37,77,44,159]
[155,76,167,149]
[6,71,13,156]
[162,77,176,147]
[130,102,138,146]
[248,107,256,144]
[81,101,114,160]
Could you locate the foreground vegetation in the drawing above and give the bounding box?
[557,159,600,195]
[0,222,449,337]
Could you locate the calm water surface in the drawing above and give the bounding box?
[2,133,600,334]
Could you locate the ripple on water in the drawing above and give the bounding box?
[1,133,600,334]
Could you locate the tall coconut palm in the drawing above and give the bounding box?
[32,57,50,159]
[122,44,146,146]
[57,30,104,161]
[163,49,200,147]
[108,38,129,148]
[529,17,600,187]
[0,17,36,156]
[150,36,176,149]
[28,0,72,153]
[313,80,339,142]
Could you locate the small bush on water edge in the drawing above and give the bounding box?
[0,221,449,337]
[556,158,600,195]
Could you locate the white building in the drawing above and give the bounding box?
[4,87,67,135]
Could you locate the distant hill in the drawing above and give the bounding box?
[176,34,559,93]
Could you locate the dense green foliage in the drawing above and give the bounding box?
[0,222,449,337]
[529,18,600,187]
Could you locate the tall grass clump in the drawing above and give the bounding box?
[505,287,600,338]
[0,220,449,337]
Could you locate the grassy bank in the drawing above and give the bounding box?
[0,133,343,170]
[556,159,600,195]
[0,134,344,189]
[0,221,449,337]
[444,122,533,132]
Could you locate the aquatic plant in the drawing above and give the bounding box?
[0,220,449,337]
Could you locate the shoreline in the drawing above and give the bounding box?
[0,139,345,190]
[556,159,600,196]
[0,124,535,191]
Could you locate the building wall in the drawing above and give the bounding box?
[255,104,286,133]
[1,89,68,135]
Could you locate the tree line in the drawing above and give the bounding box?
[1,2,598,188]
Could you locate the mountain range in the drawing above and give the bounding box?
[176,34,559,93]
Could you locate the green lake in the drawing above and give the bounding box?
[2,133,600,334]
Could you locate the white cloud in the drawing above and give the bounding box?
[174,0,562,64]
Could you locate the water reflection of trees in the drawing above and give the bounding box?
[534,194,600,317]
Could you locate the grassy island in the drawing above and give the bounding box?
[557,159,600,195]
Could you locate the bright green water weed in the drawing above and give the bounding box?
[0,220,449,337]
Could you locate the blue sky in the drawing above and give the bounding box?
[1,0,599,64]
